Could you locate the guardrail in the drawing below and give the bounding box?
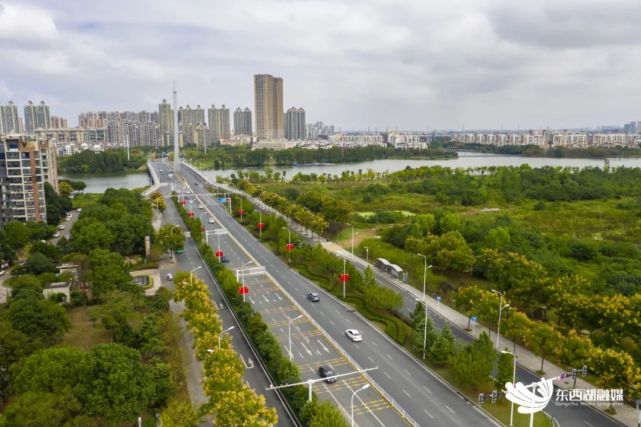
[142,160,162,197]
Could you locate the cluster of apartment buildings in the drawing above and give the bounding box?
[448,129,641,148]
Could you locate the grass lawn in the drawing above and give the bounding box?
[63,306,112,349]
[72,193,102,209]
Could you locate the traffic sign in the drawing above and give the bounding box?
[471,315,478,322]
[218,197,226,203]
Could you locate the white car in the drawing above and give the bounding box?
[345,329,362,342]
[208,217,215,224]
[57,224,65,230]
[53,232,60,238]
[0,270,5,276]
[198,204,204,210]
[77,208,82,212]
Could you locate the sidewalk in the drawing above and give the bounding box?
[194,176,637,427]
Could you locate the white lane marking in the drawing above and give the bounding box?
[275,293,283,301]
[321,383,355,425]
[383,372,392,379]
[318,310,325,316]
[329,320,336,326]
[445,405,455,414]
[282,345,291,358]
[317,339,330,353]
[342,381,386,427]
[262,295,270,303]
[300,342,313,356]
[422,385,432,394]
[371,340,378,347]
[279,328,285,334]
[386,353,393,360]
[423,409,434,419]
[367,356,375,364]
[298,351,304,359]
[583,422,594,427]
[403,368,411,377]
[402,389,411,398]
[264,308,270,314]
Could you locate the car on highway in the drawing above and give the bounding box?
[221,256,230,263]
[57,224,65,230]
[307,292,320,302]
[345,329,362,342]
[198,204,204,210]
[318,366,336,383]
[166,273,173,281]
[208,217,215,224]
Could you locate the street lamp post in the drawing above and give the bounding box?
[501,350,517,426]
[288,315,303,360]
[190,266,202,287]
[282,226,291,263]
[169,225,180,260]
[351,384,370,427]
[239,261,252,302]
[218,326,235,349]
[259,211,263,238]
[417,253,432,359]
[346,223,355,260]
[491,289,510,350]
[364,246,369,262]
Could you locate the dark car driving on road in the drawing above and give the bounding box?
[318,366,336,383]
[307,292,320,302]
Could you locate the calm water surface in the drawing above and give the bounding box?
[61,173,151,193]
[199,151,641,181]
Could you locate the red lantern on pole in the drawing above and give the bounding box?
[188,211,195,217]
[215,250,224,257]
[238,285,249,295]
[180,199,187,205]
[340,273,350,282]
[258,223,265,230]
[286,242,295,252]
[238,209,245,216]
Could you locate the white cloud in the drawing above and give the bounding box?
[2,0,641,129]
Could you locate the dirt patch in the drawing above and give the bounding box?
[63,306,112,350]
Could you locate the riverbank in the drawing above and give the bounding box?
[444,142,641,159]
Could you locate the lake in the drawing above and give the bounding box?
[60,172,151,193]
[197,151,641,181]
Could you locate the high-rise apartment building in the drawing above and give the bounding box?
[208,104,230,142]
[0,101,20,135]
[178,105,205,125]
[233,107,252,136]
[285,107,306,140]
[159,99,174,147]
[24,101,50,133]
[254,74,284,140]
[50,116,68,130]
[78,112,107,129]
[0,136,58,224]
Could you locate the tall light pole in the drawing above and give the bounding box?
[259,211,263,238]
[190,266,202,287]
[288,314,303,360]
[282,226,291,263]
[501,350,517,427]
[417,253,432,359]
[346,223,355,260]
[172,80,179,173]
[364,246,369,262]
[239,260,252,303]
[491,289,510,349]
[351,384,370,427]
[218,326,235,349]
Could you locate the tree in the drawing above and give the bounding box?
[413,313,437,356]
[0,390,82,427]
[71,218,115,253]
[309,400,348,427]
[160,400,201,427]
[363,286,402,311]
[157,224,186,254]
[58,181,74,198]
[3,221,30,249]
[12,347,88,394]
[429,325,454,366]
[87,249,132,298]
[450,332,495,388]
[529,323,560,373]
[496,348,514,390]
[406,231,475,272]
[24,252,56,275]
[213,387,278,426]
[75,344,156,423]
[8,294,70,347]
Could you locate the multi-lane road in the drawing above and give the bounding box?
[166,160,500,427]
[156,163,297,426]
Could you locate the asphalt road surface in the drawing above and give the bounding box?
[170,161,500,427]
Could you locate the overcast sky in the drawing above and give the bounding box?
[1,0,640,130]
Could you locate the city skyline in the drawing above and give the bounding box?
[3,1,641,130]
